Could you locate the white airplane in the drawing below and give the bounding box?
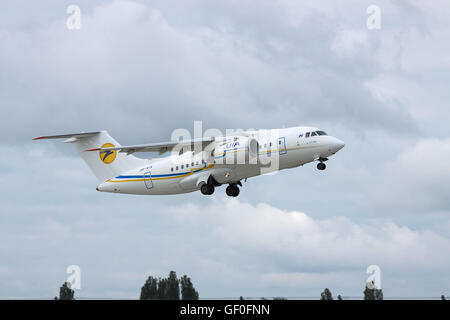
[33,126,344,197]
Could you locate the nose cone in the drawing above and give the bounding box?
[330,138,345,153]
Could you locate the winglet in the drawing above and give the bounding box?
[32,136,47,141]
[85,148,101,152]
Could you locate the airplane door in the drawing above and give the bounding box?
[278,137,287,155]
[144,170,153,189]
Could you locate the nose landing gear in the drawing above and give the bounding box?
[316,157,328,171]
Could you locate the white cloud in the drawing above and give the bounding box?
[167,199,450,297]
[331,28,369,57]
[1,185,449,298]
[368,138,450,211]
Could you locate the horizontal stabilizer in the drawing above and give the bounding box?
[33,130,147,182]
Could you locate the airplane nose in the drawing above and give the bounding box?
[330,138,345,153]
[336,139,345,150]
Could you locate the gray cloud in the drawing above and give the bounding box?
[0,0,423,145]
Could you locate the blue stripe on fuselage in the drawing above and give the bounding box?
[115,168,204,179]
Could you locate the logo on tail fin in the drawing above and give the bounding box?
[99,143,117,164]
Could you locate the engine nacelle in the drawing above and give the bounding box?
[213,137,259,165]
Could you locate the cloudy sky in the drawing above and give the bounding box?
[1,0,449,299]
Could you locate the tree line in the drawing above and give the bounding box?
[139,271,199,300]
[319,282,384,300]
[55,274,447,300]
[55,270,199,300]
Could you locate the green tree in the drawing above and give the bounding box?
[140,271,199,300]
[337,295,343,300]
[157,278,168,300]
[167,271,180,300]
[57,282,75,300]
[364,281,383,300]
[140,276,158,300]
[180,275,199,300]
[320,288,333,300]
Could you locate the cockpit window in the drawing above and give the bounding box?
[305,132,310,138]
[311,132,317,136]
[298,133,303,138]
[316,131,327,136]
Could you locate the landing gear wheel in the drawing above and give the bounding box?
[317,162,326,170]
[201,184,214,195]
[226,185,240,197]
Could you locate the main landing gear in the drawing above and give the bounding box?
[200,175,220,195]
[200,176,242,197]
[226,184,240,197]
[200,183,215,195]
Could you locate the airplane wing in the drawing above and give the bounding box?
[32,132,102,141]
[85,137,216,155]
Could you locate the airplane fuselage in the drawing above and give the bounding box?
[96,126,345,196]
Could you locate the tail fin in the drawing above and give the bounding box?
[33,131,147,182]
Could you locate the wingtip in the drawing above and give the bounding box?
[85,148,100,152]
[32,136,46,141]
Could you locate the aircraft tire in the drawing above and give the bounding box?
[226,185,240,197]
[317,162,326,170]
[201,184,214,195]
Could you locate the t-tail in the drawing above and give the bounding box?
[32,131,147,182]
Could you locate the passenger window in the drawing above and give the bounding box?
[311,132,317,136]
[269,142,272,147]
[171,168,173,172]
[186,164,189,168]
[176,166,178,170]
[196,161,199,165]
[306,132,310,138]
[191,162,194,167]
[181,165,184,169]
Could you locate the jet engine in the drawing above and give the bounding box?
[212,137,259,165]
